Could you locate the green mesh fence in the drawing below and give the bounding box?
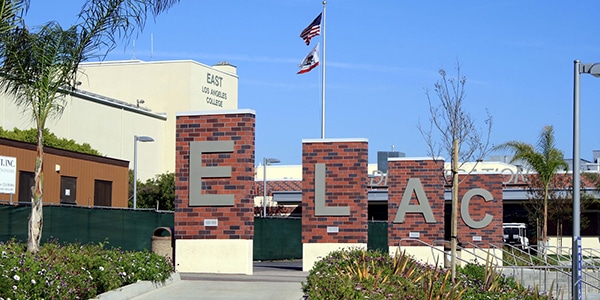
[368,221,388,253]
[0,205,174,251]
[0,205,29,243]
[253,217,302,260]
[1,206,386,260]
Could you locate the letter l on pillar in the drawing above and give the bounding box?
[315,163,350,216]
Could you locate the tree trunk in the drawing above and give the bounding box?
[557,221,562,252]
[27,127,44,253]
[536,217,541,254]
[542,184,549,259]
[450,138,459,282]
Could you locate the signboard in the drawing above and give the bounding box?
[0,156,16,194]
[201,72,232,109]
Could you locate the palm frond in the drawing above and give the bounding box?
[0,0,28,36]
[76,0,179,62]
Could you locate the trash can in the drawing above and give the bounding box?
[443,242,451,268]
[152,227,174,263]
[443,241,461,268]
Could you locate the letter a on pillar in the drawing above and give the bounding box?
[394,178,436,223]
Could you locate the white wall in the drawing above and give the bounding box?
[0,59,239,180]
[79,60,239,178]
[0,92,166,180]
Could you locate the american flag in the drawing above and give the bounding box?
[300,13,322,45]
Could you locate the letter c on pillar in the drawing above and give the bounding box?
[460,188,494,229]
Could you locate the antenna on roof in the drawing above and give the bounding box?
[150,33,154,61]
[132,39,136,60]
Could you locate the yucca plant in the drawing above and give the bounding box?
[417,256,465,300]
[304,249,553,300]
[389,249,418,278]
[482,253,502,292]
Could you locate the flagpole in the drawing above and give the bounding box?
[321,1,326,139]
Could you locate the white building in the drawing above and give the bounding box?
[0,59,239,180]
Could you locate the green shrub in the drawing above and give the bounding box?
[302,248,449,300]
[0,239,173,299]
[0,127,102,155]
[303,248,552,300]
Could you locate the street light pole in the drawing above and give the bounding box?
[262,157,280,218]
[572,60,600,300]
[133,135,155,210]
[573,60,582,300]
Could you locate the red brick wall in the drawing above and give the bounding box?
[174,112,255,240]
[302,140,369,244]
[388,158,445,247]
[457,173,503,246]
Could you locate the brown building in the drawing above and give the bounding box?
[0,138,129,207]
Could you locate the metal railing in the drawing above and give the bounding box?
[398,238,600,299]
[468,241,571,296]
[543,244,600,297]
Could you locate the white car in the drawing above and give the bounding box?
[503,223,530,250]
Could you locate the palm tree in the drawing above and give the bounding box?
[0,0,179,253]
[495,125,568,253]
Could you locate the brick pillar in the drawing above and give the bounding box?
[387,157,445,265]
[457,173,503,265]
[174,110,255,274]
[301,138,368,271]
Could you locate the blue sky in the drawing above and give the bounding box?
[24,1,600,165]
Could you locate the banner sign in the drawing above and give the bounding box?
[0,156,16,194]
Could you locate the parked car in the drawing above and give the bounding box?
[503,223,530,250]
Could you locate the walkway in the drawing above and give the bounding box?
[131,260,307,300]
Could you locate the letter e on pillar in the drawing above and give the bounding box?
[189,141,235,206]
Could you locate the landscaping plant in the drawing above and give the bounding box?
[0,239,173,299]
[303,248,552,300]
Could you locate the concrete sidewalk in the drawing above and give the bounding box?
[131,261,307,300]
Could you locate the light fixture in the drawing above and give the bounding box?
[572,60,600,299]
[133,135,154,209]
[262,157,280,217]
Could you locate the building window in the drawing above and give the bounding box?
[18,171,34,203]
[94,180,112,207]
[60,176,77,205]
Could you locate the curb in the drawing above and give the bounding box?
[92,272,181,300]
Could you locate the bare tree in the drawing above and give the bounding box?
[418,63,493,281]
